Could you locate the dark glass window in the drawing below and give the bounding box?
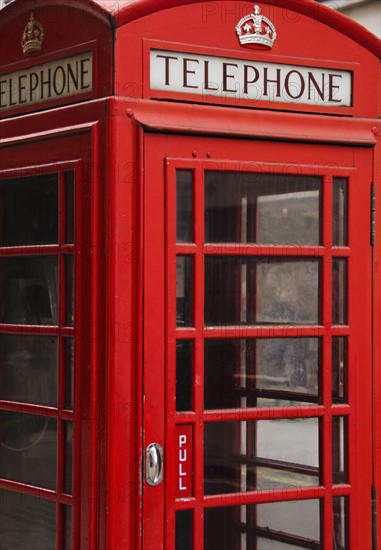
[0,174,58,246]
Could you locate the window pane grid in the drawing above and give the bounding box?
[0,167,75,550]
[171,164,352,547]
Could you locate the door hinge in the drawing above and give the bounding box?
[371,184,376,246]
[372,485,377,550]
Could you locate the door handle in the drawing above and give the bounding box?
[146,443,164,486]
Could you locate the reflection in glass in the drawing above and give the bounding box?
[257,500,320,545]
[332,417,347,484]
[205,171,321,245]
[332,259,347,325]
[65,171,75,245]
[332,337,347,403]
[0,174,58,246]
[177,170,194,243]
[63,505,72,550]
[64,422,73,495]
[0,255,58,325]
[205,257,320,326]
[204,419,320,495]
[204,500,320,550]
[65,255,74,327]
[0,334,58,406]
[0,412,56,490]
[176,256,193,326]
[257,338,319,395]
[204,338,320,410]
[333,178,348,246]
[176,340,193,412]
[333,497,348,550]
[257,540,312,550]
[176,510,193,550]
[65,338,74,409]
[0,489,56,550]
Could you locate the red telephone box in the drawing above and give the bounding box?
[0,0,380,548]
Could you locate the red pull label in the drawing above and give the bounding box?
[176,425,193,497]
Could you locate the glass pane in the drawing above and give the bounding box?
[204,506,244,550]
[176,340,193,412]
[0,255,58,325]
[332,416,347,484]
[64,421,73,495]
[65,255,74,327]
[333,178,348,246]
[204,500,320,550]
[176,256,193,326]
[204,338,320,410]
[0,334,58,406]
[0,490,56,550]
[205,171,321,245]
[0,174,58,246]
[257,540,312,550]
[0,412,56,489]
[177,170,194,243]
[204,419,320,495]
[257,500,320,543]
[256,338,319,396]
[333,496,348,550]
[332,337,347,403]
[65,171,75,244]
[205,257,320,326]
[65,337,74,409]
[176,510,193,550]
[63,505,72,550]
[332,259,347,325]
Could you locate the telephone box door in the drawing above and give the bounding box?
[143,133,373,550]
[0,132,94,549]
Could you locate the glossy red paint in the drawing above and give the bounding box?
[0,0,380,549]
[91,0,381,58]
[144,133,374,548]
[0,1,113,119]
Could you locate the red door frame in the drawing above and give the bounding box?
[143,132,373,549]
[0,104,108,550]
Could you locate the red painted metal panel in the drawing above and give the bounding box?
[114,2,380,118]
[90,0,381,59]
[105,100,142,550]
[113,99,378,145]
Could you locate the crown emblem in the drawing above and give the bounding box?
[236,5,276,49]
[21,13,44,56]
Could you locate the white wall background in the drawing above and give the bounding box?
[320,0,381,37]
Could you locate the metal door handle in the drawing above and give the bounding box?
[146,443,164,486]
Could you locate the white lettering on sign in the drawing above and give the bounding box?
[150,49,352,107]
[0,52,93,110]
[179,434,187,491]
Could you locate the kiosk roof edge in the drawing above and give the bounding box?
[1,0,380,57]
[90,0,381,56]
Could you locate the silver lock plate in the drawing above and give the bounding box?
[146,443,164,486]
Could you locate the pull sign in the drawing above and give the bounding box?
[176,425,193,497]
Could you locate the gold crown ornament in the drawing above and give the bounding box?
[236,5,277,49]
[21,13,44,56]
